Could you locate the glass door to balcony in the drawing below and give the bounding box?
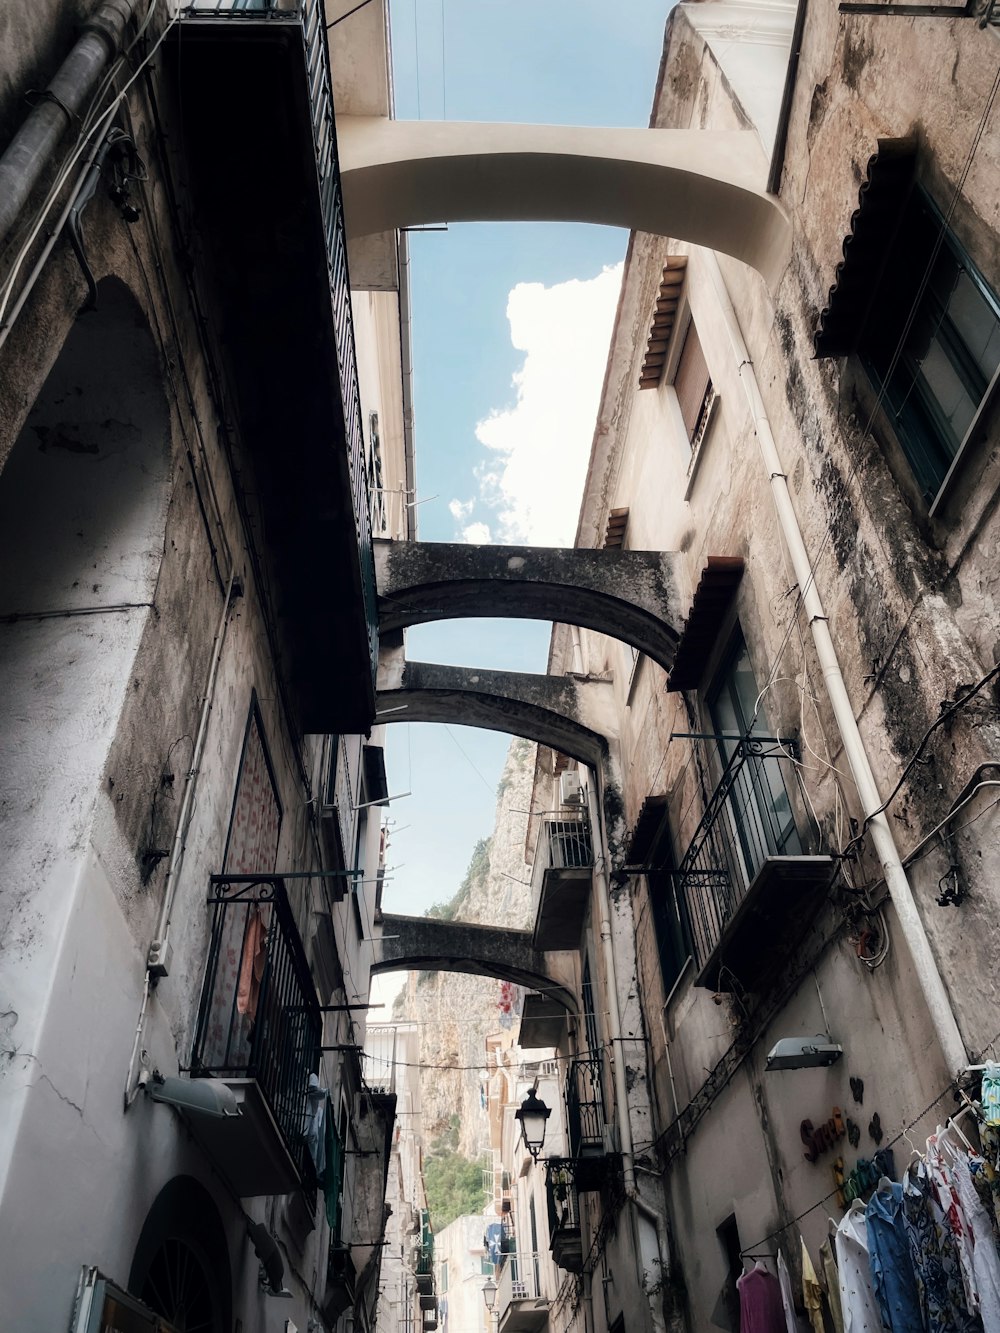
[708,635,800,887]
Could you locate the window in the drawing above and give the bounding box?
[707,633,801,883]
[673,320,714,445]
[860,187,1000,509]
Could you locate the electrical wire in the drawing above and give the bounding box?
[0,6,175,327]
[841,659,1000,861]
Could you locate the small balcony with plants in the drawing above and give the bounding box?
[544,1160,583,1274]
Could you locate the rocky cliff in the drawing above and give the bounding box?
[393,736,535,1161]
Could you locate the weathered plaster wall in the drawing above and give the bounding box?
[560,5,1000,1327]
[0,9,409,1326]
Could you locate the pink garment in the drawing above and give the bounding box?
[236,906,268,1020]
[738,1264,787,1333]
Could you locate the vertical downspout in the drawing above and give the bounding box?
[0,0,140,249]
[702,248,967,1075]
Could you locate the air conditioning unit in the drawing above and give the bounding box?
[560,772,586,808]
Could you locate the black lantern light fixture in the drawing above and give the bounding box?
[514,1087,551,1162]
[482,1277,497,1312]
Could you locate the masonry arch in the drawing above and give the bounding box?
[129,1175,233,1333]
[338,118,791,286]
[373,914,577,1012]
[0,275,171,955]
[374,540,682,674]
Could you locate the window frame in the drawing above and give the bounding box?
[858,184,1000,516]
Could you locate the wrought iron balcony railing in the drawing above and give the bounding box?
[675,735,802,972]
[180,0,379,685]
[537,816,593,873]
[545,1159,584,1273]
[496,1250,547,1312]
[530,814,594,949]
[564,1055,605,1159]
[190,875,321,1187]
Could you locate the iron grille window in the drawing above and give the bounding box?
[860,186,1000,509]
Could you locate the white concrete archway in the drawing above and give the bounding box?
[338,118,791,286]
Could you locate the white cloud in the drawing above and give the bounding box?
[473,264,623,547]
[449,497,474,522]
[461,521,492,545]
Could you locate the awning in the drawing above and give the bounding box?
[813,138,916,358]
[639,257,687,388]
[666,556,744,691]
[624,793,669,869]
[362,744,389,805]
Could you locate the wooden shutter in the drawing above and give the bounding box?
[674,322,710,439]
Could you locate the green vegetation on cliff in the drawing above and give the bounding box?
[423,1117,484,1232]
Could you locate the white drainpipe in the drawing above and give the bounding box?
[702,248,967,1075]
[585,769,637,1195]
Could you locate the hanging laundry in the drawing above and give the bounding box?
[835,1199,883,1332]
[777,1249,808,1332]
[819,1231,845,1333]
[737,1261,786,1333]
[236,905,268,1021]
[865,1178,922,1332]
[800,1240,825,1333]
[901,1158,977,1333]
[928,1133,979,1314]
[304,1073,327,1178]
[981,1065,1000,1127]
[941,1138,1000,1327]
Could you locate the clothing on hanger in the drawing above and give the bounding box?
[866,1177,922,1332]
[800,1239,825,1333]
[901,1157,976,1333]
[941,1136,1000,1327]
[738,1260,786,1333]
[928,1131,979,1314]
[819,1226,845,1333]
[777,1248,809,1333]
[981,1064,1000,1127]
[836,1199,883,1332]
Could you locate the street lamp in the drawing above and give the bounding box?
[514,1088,551,1162]
[482,1277,497,1313]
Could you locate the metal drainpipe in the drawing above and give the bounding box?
[0,0,140,250]
[396,229,418,542]
[701,247,968,1075]
[584,767,637,1197]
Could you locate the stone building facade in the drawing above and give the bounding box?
[0,2,409,1329]
[533,0,1000,1328]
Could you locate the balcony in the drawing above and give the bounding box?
[530,816,593,951]
[416,1215,434,1294]
[675,736,835,991]
[496,1252,550,1333]
[545,1160,583,1274]
[564,1056,609,1190]
[189,875,321,1196]
[170,0,378,732]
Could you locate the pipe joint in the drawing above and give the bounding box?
[81,0,137,59]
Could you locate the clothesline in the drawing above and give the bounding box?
[737,1081,959,1258]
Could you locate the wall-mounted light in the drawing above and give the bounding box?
[765,1036,843,1072]
[514,1088,551,1161]
[482,1278,497,1312]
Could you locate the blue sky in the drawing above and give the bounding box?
[379,0,670,920]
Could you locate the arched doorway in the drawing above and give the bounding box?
[0,275,171,983]
[129,1177,233,1333]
